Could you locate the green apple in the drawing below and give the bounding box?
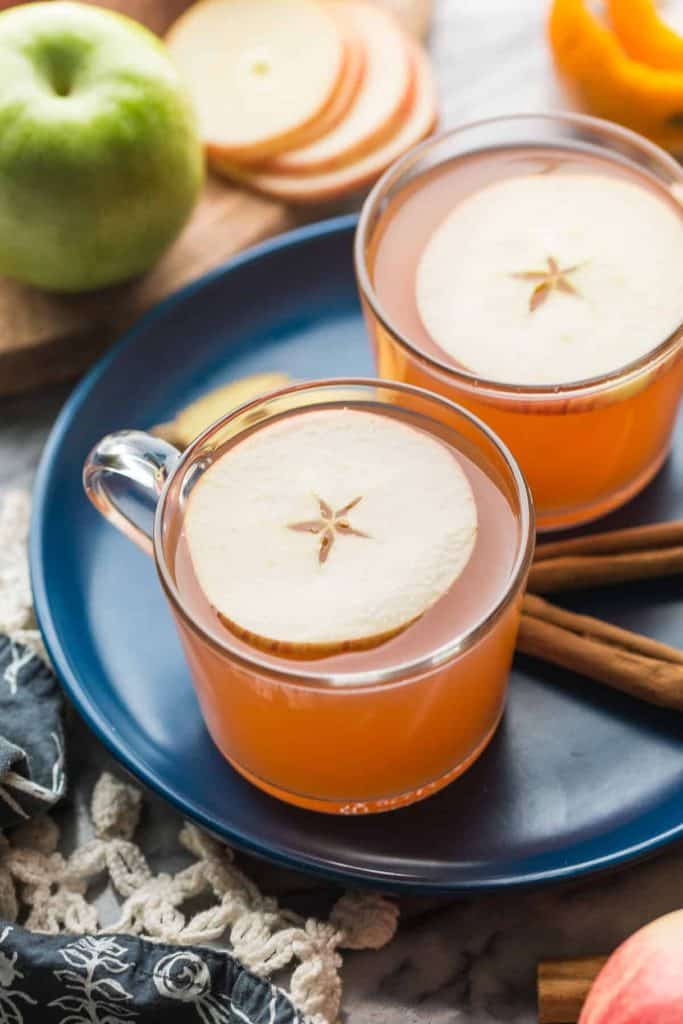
[0,2,204,292]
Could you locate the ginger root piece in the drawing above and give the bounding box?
[154,372,292,448]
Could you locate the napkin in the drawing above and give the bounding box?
[0,925,305,1024]
[0,635,65,828]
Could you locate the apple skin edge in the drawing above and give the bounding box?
[264,1,413,175]
[579,910,683,1024]
[0,1,204,292]
[167,0,348,163]
[217,610,416,659]
[213,42,436,203]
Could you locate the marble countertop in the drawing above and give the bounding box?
[2,3,683,1022]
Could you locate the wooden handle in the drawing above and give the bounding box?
[538,957,607,1023]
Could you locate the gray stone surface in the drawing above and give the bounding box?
[2,2,683,1020]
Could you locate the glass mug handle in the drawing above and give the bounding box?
[83,430,181,557]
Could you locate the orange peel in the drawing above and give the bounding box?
[608,0,683,70]
[548,0,683,150]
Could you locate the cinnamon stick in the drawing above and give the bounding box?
[529,521,683,593]
[518,594,683,710]
[528,546,683,593]
[537,957,607,1023]
[534,520,683,561]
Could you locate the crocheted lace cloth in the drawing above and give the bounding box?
[0,491,399,1024]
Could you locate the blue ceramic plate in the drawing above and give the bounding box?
[31,216,683,893]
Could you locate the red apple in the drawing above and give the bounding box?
[580,910,683,1024]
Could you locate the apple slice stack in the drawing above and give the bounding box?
[166,0,437,203]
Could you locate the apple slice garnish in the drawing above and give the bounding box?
[264,1,413,175]
[166,0,346,162]
[416,173,683,386]
[184,408,477,658]
[215,41,437,202]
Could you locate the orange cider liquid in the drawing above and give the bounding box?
[167,404,524,813]
[364,147,683,531]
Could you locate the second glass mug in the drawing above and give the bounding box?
[355,113,683,532]
[84,380,534,814]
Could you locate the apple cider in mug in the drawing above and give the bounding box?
[357,115,683,530]
[134,383,533,814]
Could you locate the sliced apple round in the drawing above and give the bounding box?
[373,0,433,38]
[166,0,346,162]
[214,41,437,202]
[184,408,477,658]
[416,173,683,386]
[241,6,367,162]
[263,1,413,175]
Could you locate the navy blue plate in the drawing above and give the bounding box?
[31,216,683,892]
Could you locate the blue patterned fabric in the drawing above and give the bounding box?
[0,637,65,827]
[0,926,306,1024]
[0,635,305,1023]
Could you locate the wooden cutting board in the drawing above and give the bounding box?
[0,178,294,396]
[0,0,432,396]
[0,0,294,397]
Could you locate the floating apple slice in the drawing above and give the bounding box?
[216,42,437,202]
[416,173,683,386]
[185,408,477,657]
[264,1,412,175]
[166,0,346,162]
[154,372,293,448]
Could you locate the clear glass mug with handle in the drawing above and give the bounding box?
[84,379,534,814]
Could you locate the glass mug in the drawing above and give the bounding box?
[356,113,683,531]
[84,380,533,814]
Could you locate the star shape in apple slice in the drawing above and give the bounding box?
[288,495,370,564]
[184,409,478,659]
[509,256,583,313]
